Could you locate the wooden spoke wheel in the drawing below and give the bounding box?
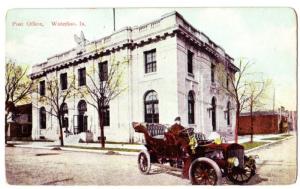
[227,164,255,184]
[138,151,151,174]
[189,158,222,185]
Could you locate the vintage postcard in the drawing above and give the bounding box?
[4,8,297,185]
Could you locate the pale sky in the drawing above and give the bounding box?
[5,8,297,111]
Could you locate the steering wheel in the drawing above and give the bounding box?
[178,127,194,136]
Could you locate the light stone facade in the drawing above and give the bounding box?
[30,11,238,143]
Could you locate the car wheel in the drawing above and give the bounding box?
[137,150,151,174]
[189,157,222,185]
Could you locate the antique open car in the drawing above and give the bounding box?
[132,122,257,185]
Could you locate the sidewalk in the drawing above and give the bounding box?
[6,132,295,155]
[6,140,145,156]
[228,132,295,143]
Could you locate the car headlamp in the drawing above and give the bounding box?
[228,157,239,167]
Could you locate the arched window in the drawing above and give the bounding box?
[39,107,46,129]
[60,103,68,128]
[76,100,87,134]
[144,90,159,123]
[227,101,231,126]
[78,100,87,114]
[61,103,68,114]
[188,91,195,124]
[211,97,217,131]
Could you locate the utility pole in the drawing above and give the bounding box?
[113,8,116,32]
[273,88,275,114]
[273,88,278,133]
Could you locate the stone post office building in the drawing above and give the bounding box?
[30,11,239,143]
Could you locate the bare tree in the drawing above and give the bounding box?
[34,74,76,146]
[245,79,272,142]
[78,56,128,148]
[5,60,33,144]
[216,58,252,143]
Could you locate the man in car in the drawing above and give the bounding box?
[164,117,185,144]
[169,116,185,135]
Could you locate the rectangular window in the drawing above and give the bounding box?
[60,73,68,90]
[39,80,45,96]
[103,106,110,126]
[187,50,193,74]
[78,68,86,86]
[211,64,215,83]
[226,74,229,89]
[99,61,108,81]
[144,49,156,73]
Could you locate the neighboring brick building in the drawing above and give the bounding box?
[7,103,32,140]
[238,111,289,135]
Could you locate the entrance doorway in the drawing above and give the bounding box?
[74,100,88,134]
[211,97,216,131]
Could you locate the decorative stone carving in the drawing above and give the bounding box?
[74,31,89,55]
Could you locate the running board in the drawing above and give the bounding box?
[153,163,182,172]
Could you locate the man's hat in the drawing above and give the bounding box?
[174,116,181,121]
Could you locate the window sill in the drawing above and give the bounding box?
[185,75,198,84]
[144,71,157,77]
[187,72,194,78]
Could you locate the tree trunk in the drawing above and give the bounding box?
[250,101,254,143]
[58,116,64,146]
[99,109,105,148]
[100,125,105,148]
[235,102,240,143]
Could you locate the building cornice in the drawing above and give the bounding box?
[30,30,177,79]
[176,26,238,73]
[30,11,239,79]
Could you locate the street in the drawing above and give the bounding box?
[247,136,297,185]
[5,147,190,185]
[5,136,297,185]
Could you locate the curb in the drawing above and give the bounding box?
[245,135,294,154]
[12,144,140,156]
[60,147,139,156]
[13,145,54,150]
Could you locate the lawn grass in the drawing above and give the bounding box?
[79,141,140,145]
[261,134,293,141]
[280,134,293,137]
[241,141,269,150]
[261,137,286,141]
[63,145,140,152]
[105,141,140,145]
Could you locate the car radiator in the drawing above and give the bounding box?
[228,149,244,168]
